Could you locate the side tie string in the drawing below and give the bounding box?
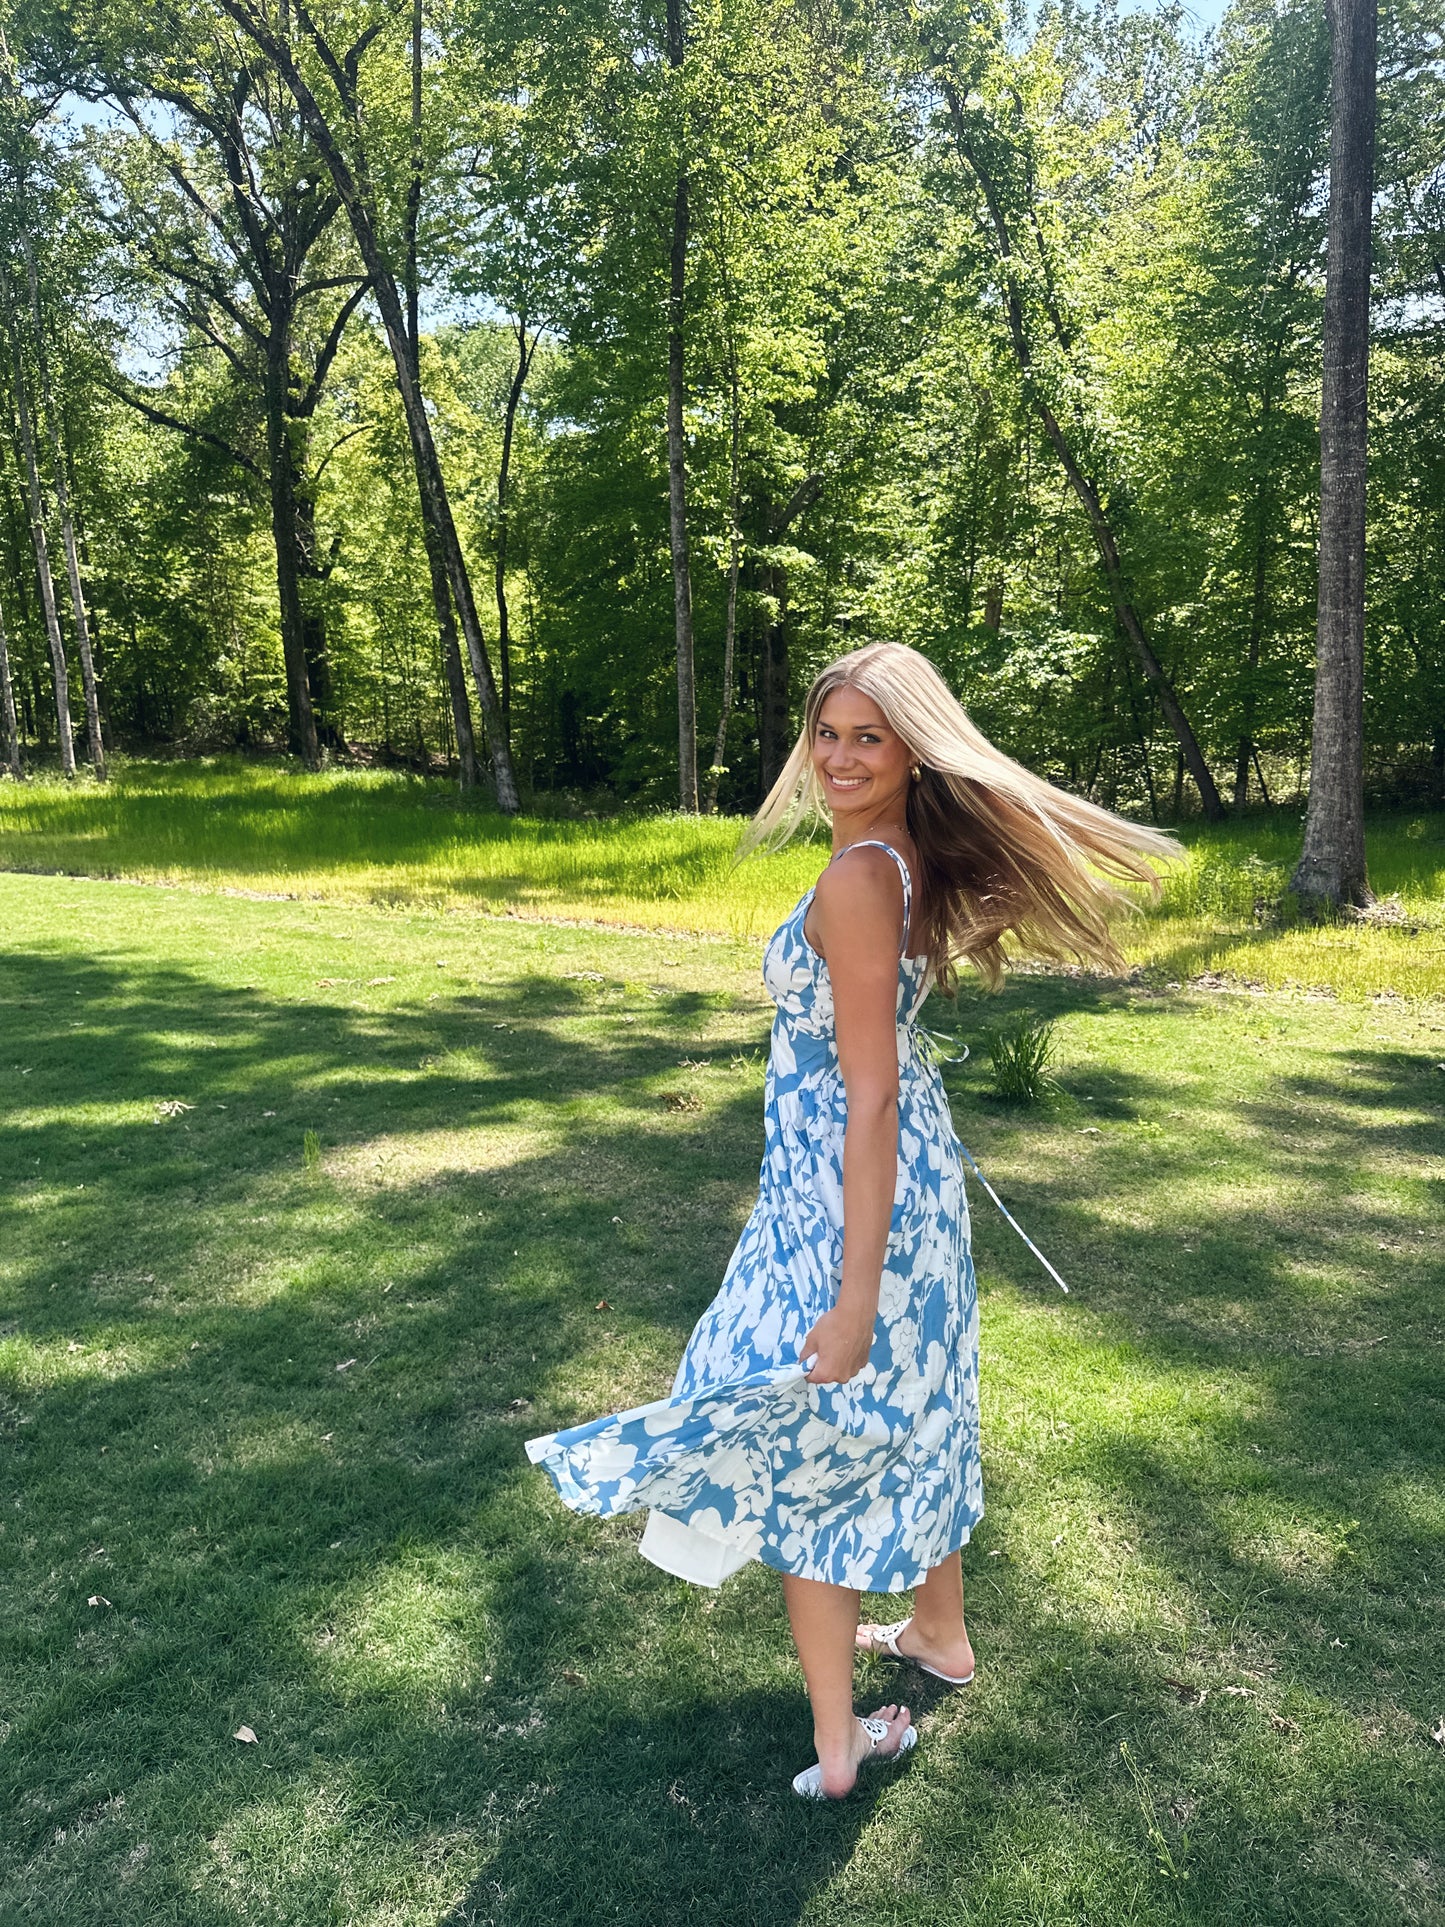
[911,1025,1071,1295]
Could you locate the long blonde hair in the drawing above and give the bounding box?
[741,642,1179,991]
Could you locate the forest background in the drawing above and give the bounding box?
[0,0,1439,831]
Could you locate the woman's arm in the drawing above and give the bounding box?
[801,850,904,1384]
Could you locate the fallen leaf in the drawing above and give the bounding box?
[262,1109,276,1117]
[508,1398,532,1412]
[612,1215,623,1224]
[335,1358,358,1372]
[662,1091,702,1113]
[232,1725,258,1745]
[315,978,339,987]
[621,1014,635,1025]
[1223,1685,1254,1697]
[561,1668,587,1685]
[1430,1718,1445,1748]
[1079,1126,1102,1136]
[595,1299,611,1311]
[367,976,395,986]
[1330,1637,1347,1649]
[1271,1714,1299,1734]
[1051,1532,1065,1546]
[154,1099,193,1120]
[67,1340,81,1353]
[87,1594,111,1608]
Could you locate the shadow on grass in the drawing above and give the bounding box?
[2,947,1442,1923]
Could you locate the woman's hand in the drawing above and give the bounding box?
[802,1301,876,1384]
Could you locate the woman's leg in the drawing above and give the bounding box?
[857,1548,974,1679]
[910,1548,974,1675]
[782,1571,911,1796]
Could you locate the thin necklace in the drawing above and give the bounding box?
[832,812,910,860]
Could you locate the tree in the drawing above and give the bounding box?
[921,10,1228,820]
[1291,0,1377,909]
[81,20,371,765]
[0,588,20,776]
[0,249,74,773]
[215,0,520,810]
[665,0,698,811]
[0,31,107,775]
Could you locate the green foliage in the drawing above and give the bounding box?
[0,0,1438,814]
[981,1011,1059,1103]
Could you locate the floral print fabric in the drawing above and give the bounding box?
[526,842,983,1592]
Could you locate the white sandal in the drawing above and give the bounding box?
[855,1617,975,1686]
[792,1714,918,1799]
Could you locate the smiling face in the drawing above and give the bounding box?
[811,684,914,832]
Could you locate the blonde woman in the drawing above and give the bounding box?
[528,642,1175,1798]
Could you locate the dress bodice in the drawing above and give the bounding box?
[762,841,933,1045]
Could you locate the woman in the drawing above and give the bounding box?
[527,642,1175,1799]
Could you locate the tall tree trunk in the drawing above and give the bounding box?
[705,367,742,814]
[17,225,104,777]
[1291,0,1376,911]
[0,592,21,778]
[938,82,1225,821]
[758,564,790,797]
[496,315,536,722]
[1,279,73,776]
[420,505,481,787]
[404,0,478,793]
[666,0,698,812]
[217,0,519,809]
[292,466,343,749]
[1234,501,1267,808]
[264,340,320,768]
[1234,390,1275,810]
[757,473,820,797]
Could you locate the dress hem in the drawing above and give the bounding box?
[749,1510,982,1595]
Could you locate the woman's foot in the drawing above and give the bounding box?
[808,1703,913,1799]
[856,1616,974,1685]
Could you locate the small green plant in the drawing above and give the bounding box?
[302,1128,321,1172]
[1120,1741,1191,1882]
[982,1011,1058,1102]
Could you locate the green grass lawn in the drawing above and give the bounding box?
[2,861,1442,1926]
[2,758,1444,999]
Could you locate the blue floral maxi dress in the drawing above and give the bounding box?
[525,842,982,1594]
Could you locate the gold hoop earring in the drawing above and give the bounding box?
[910,764,922,782]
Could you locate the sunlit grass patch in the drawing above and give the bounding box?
[5,756,1441,999]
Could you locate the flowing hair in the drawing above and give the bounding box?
[740,642,1180,992]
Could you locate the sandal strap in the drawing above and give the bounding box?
[865,1617,912,1659]
[859,1716,890,1748]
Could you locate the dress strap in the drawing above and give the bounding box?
[832,839,912,955]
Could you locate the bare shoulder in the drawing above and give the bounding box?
[811,845,906,953]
